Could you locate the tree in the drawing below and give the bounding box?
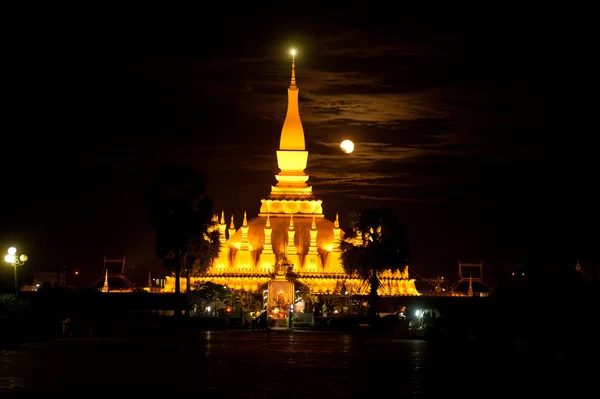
[339,207,409,320]
[183,222,221,292]
[231,289,261,313]
[295,283,318,312]
[188,281,231,316]
[146,165,221,314]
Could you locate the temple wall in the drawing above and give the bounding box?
[163,275,272,293]
[163,274,420,296]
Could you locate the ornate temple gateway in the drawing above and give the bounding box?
[163,52,420,312]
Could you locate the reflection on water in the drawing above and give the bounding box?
[205,330,212,357]
[0,330,585,396]
[342,334,351,355]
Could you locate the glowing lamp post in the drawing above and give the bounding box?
[4,247,28,298]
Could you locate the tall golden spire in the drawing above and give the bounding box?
[269,50,314,200]
[290,49,297,89]
[278,49,305,151]
[263,48,318,210]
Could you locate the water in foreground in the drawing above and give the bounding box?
[0,329,589,396]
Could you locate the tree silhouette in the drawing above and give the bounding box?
[340,207,409,320]
[147,165,220,314]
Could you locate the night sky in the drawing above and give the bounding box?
[1,7,593,285]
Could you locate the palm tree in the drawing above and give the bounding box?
[147,165,220,314]
[340,207,409,320]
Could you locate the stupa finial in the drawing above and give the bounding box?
[334,213,339,228]
[468,273,473,296]
[102,269,109,292]
[289,212,294,229]
[266,213,271,228]
[230,214,235,229]
[290,49,297,89]
[220,210,225,224]
[311,215,316,230]
[243,211,248,227]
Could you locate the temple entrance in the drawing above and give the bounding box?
[266,255,295,327]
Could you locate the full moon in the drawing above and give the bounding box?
[340,140,355,154]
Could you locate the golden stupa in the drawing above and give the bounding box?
[163,51,420,298]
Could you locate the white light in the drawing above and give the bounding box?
[290,49,296,56]
[415,310,421,317]
[206,306,211,312]
[8,247,16,255]
[5,254,15,263]
[340,140,355,154]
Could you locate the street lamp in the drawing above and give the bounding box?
[4,247,28,298]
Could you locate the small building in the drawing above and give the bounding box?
[450,261,493,297]
[91,257,134,293]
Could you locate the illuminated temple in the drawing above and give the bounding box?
[163,52,420,305]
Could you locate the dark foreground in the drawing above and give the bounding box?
[0,329,593,397]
